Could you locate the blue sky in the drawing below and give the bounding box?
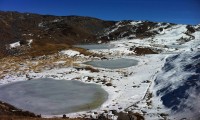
[0,0,199,25]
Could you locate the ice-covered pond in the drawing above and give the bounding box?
[74,44,114,50]
[85,58,139,69]
[0,78,108,115]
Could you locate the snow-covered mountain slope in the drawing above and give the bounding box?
[101,20,199,41]
[154,51,200,119]
[98,21,200,55]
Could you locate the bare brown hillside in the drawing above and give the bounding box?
[0,11,115,58]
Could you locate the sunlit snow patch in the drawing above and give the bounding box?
[59,50,80,57]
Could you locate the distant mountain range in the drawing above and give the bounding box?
[0,11,199,58]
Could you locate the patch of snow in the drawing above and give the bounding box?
[28,39,33,46]
[52,19,59,22]
[131,21,142,26]
[9,41,20,49]
[98,40,102,44]
[27,33,34,36]
[52,19,62,23]
[38,22,45,27]
[59,50,80,57]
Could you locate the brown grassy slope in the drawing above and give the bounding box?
[0,11,116,58]
[23,42,92,57]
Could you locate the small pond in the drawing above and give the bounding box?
[85,58,139,69]
[0,78,108,115]
[74,44,114,50]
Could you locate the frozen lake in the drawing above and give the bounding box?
[85,58,139,69]
[74,44,114,50]
[0,78,108,115]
